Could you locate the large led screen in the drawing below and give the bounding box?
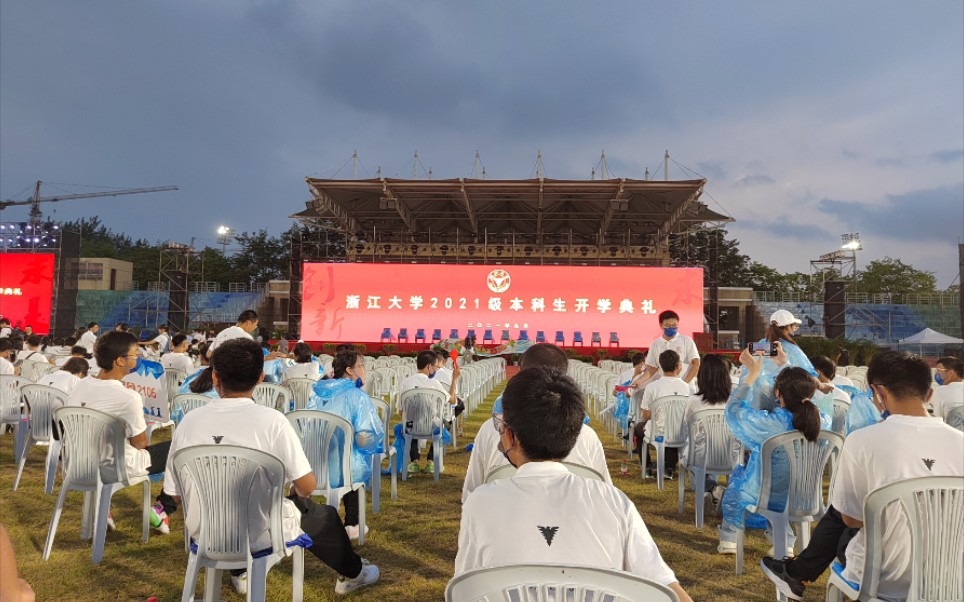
[0,253,55,334]
[301,263,703,348]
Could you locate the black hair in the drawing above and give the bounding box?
[210,338,264,394]
[335,343,353,353]
[809,355,836,380]
[61,357,90,376]
[658,349,680,373]
[197,341,212,365]
[867,350,933,400]
[774,367,821,442]
[767,323,797,345]
[157,324,168,331]
[631,352,645,367]
[87,322,98,329]
[70,345,88,357]
[292,342,314,364]
[658,310,679,324]
[502,366,585,460]
[26,334,42,347]
[0,318,9,326]
[237,310,258,324]
[938,356,963,378]
[416,349,438,370]
[332,349,362,378]
[0,338,13,353]
[171,334,188,348]
[94,331,138,371]
[64,336,77,346]
[695,354,731,405]
[519,343,568,372]
[435,349,449,363]
[189,368,215,394]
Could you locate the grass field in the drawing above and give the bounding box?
[0,379,829,601]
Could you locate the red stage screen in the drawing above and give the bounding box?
[0,253,55,335]
[301,263,703,348]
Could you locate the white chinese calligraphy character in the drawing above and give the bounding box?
[388,296,402,309]
[346,295,360,309]
[531,297,545,312]
[409,296,423,310]
[488,297,502,311]
[552,298,567,312]
[596,298,612,314]
[367,296,381,309]
[618,298,634,314]
[640,299,656,314]
[509,297,524,311]
[574,298,589,313]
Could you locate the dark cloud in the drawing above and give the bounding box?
[734,216,836,242]
[818,184,964,242]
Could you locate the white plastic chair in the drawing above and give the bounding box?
[484,461,606,484]
[825,476,964,602]
[283,378,316,413]
[285,410,367,546]
[13,384,67,493]
[398,387,448,481]
[252,382,290,412]
[832,397,851,436]
[1,374,32,460]
[944,404,964,432]
[20,359,54,382]
[164,367,188,405]
[734,430,845,576]
[171,393,211,424]
[677,408,740,528]
[42,406,151,563]
[445,564,680,602]
[169,444,305,602]
[368,396,397,512]
[642,395,690,491]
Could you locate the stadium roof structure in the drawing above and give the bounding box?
[293,177,731,242]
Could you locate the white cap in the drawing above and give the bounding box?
[770,309,802,327]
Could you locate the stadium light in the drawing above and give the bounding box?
[217,225,232,254]
[841,233,862,295]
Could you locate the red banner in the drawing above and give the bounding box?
[301,263,703,348]
[0,253,55,334]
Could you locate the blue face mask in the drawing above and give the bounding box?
[354,377,364,388]
[129,358,140,374]
[663,327,678,338]
[935,373,945,386]
[427,370,437,379]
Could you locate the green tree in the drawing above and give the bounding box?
[857,257,937,293]
[229,229,290,285]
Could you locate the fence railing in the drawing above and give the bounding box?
[753,290,960,306]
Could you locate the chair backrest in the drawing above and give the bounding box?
[399,387,448,438]
[500,330,510,341]
[757,430,844,520]
[0,374,31,424]
[31,361,60,381]
[445,564,680,602]
[168,445,285,563]
[831,398,851,435]
[283,378,316,413]
[944,405,964,432]
[21,384,68,443]
[53,406,133,487]
[252,383,289,411]
[172,393,211,423]
[20,360,52,382]
[591,332,601,343]
[649,395,691,445]
[856,476,964,602]
[686,408,739,472]
[164,368,188,404]
[368,396,391,435]
[285,410,353,493]
[536,331,546,343]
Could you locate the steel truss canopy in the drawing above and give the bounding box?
[293,177,731,245]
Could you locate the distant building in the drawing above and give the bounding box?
[78,258,133,291]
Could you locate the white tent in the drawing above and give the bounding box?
[897,328,964,345]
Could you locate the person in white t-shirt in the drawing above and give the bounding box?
[208,310,259,356]
[16,335,52,370]
[398,349,460,474]
[0,318,11,339]
[38,357,89,395]
[162,338,379,596]
[634,349,695,477]
[810,355,853,418]
[616,353,645,390]
[462,343,611,503]
[78,323,99,354]
[930,356,963,422]
[160,334,194,375]
[140,324,170,355]
[283,342,322,381]
[762,350,964,601]
[0,338,17,376]
[55,345,99,377]
[631,309,701,390]
[454,366,694,602]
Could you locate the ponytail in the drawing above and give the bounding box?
[189,366,215,394]
[775,367,821,442]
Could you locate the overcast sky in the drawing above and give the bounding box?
[2,1,962,287]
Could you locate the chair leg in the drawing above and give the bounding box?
[203,567,221,602]
[180,552,200,602]
[292,547,305,602]
[45,441,61,495]
[14,417,28,462]
[247,558,267,602]
[798,520,811,554]
[772,518,788,562]
[677,468,686,515]
[80,490,94,541]
[357,486,366,546]
[141,480,151,544]
[390,450,397,500]
[42,485,71,560]
[12,438,30,491]
[434,436,442,481]
[694,469,707,529]
[735,528,745,575]
[656,443,665,491]
[92,484,115,563]
[401,436,410,482]
[370,456,380,514]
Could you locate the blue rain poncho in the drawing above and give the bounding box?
[837,385,882,434]
[722,382,831,529]
[613,378,632,425]
[172,367,220,423]
[738,339,818,411]
[307,378,385,486]
[262,358,287,383]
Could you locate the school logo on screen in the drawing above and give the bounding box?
[486,269,511,293]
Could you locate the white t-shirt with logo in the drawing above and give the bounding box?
[161,352,195,375]
[644,334,700,378]
[38,371,81,395]
[283,362,322,381]
[66,377,150,478]
[162,398,313,552]
[455,461,678,587]
[831,415,964,600]
[639,375,695,433]
[209,326,253,354]
[462,419,612,503]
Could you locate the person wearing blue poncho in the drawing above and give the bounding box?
[739,309,818,412]
[307,349,384,541]
[718,344,831,554]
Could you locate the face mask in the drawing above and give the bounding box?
[354,377,364,388]
[427,370,437,379]
[935,373,945,386]
[497,439,517,468]
[128,357,140,374]
[663,327,678,338]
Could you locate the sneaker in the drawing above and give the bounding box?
[345,524,370,540]
[760,557,805,601]
[335,558,380,595]
[424,460,435,474]
[407,461,420,474]
[717,525,737,554]
[150,502,170,534]
[230,572,248,595]
[663,470,675,481]
[106,510,116,531]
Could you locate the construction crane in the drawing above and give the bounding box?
[0,180,179,227]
